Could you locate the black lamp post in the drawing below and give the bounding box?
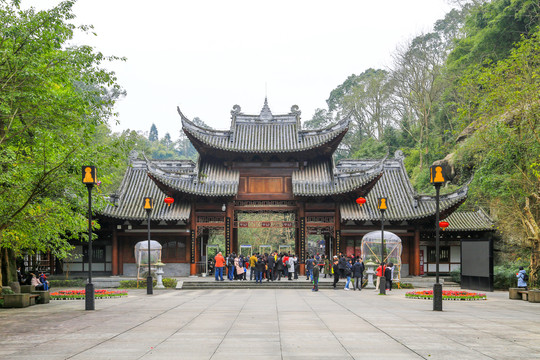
[143,197,153,295]
[82,166,97,310]
[378,197,388,295]
[430,165,446,311]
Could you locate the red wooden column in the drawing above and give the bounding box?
[190,203,197,275]
[112,228,118,275]
[298,201,305,275]
[226,201,234,255]
[335,206,341,256]
[411,228,421,275]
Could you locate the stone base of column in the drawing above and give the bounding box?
[433,283,443,311]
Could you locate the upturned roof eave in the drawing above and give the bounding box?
[180,107,349,155]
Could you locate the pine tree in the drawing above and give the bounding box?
[149,123,158,142]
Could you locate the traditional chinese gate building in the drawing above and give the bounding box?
[75,100,494,277]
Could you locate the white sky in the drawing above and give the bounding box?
[27,0,453,140]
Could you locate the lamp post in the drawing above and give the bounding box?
[82,166,97,310]
[430,165,446,311]
[378,197,387,295]
[143,197,153,295]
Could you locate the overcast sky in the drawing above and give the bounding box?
[28,0,453,140]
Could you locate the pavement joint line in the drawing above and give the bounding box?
[300,290,354,359]
[136,291,225,359]
[64,291,201,359]
[274,289,284,360]
[208,291,254,360]
[319,290,427,359]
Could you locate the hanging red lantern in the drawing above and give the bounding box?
[439,221,449,230]
[164,197,174,206]
[356,197,366,206]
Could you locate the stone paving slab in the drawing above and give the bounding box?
[1,288,540,359]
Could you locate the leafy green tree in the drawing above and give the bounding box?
[454,32,540,283]
[0,1,124,286]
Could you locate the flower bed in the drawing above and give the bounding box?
[50,289,128,300]
[405,290,487,301]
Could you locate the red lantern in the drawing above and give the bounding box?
[439,221,449,230]
[356,197,366,206]
[164,197,174,206]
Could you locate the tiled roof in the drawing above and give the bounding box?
[340,157,469,221]
[147,159,239,197]
[292,159,384,196]
[443,209,494,231]
[101,161,191,221]
[179,102,349,154]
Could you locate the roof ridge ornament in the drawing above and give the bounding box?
[231,104,242,116]
[259,97,273,121]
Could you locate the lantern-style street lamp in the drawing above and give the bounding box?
[144,197,153,295]
[430,164,447,311]
[378,197,388,295]
[82,166,97,310]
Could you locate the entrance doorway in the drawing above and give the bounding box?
[235,212,296,255]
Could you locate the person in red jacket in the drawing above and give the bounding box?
[214,252,225,281]
[375,263,386,291]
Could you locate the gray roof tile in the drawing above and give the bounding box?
[292,159,384,196]
[147,159,239,197]
[340,159,469,221]
[179,105,349,154]
[101,161,191,221]
[443,209,494,231]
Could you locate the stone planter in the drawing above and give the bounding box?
[31,291,51,304]
[3,293,30,308]
[528,290,540,303]
[509,288,522,300]
[20,285,35,293]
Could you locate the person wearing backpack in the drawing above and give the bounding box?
[517,266,528,289]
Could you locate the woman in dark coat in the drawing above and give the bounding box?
[385,262,394,291]
[276,254,284,281]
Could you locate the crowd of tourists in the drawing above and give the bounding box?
[212,251,396,292]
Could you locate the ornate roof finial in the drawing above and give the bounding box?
[260,97,273,121]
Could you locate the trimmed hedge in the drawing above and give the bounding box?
[49,279,86,288]
[119,278,178,289]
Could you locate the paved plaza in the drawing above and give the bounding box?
[1,287,540,359]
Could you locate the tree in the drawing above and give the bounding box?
[0,1,124,286]
[391,32,448,168]
[455,32,540,284]
[148,123,158,142]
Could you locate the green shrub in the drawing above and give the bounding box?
[396,282,414,289]
[119,278,177,289]
[450,268,461,283]
[49,279,86,288]
[2,287,15,295]
[162,278,178,288]
[494,260,529,290]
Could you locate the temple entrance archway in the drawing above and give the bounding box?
[234,211,297,256]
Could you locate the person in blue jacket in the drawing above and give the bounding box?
[516,266,528,289]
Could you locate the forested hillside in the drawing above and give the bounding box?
[308,0,539,281]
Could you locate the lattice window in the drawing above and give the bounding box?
[197,216,225,224]
[306,226,334,235]
[234,200,296,207]
[197,225,225,237]
[306,216,334,224]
